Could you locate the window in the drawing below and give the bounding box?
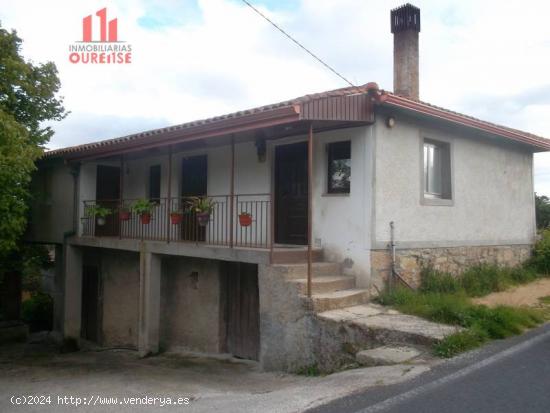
[327,141,351,194]
[423,139,451,201]
[149,165,161,201]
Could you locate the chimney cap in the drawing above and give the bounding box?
[391,3,421,33]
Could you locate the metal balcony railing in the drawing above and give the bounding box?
[81,194,271,249]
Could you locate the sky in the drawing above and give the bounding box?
[1,0,550,194]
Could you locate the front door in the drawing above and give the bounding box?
[275,142,308,245]
[225,263,260,360]
[81,265,101,343]
[95,165,120,237]
[181,155,207,242]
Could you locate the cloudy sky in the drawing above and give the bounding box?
[2,0,550,194]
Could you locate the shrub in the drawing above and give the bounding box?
[529,229,550,274]
[21,292,53,332]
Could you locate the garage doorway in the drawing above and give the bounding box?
[223,262,260,360]
[81,265,101,343]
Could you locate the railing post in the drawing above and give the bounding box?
[229,136,235,248]
[166,146,172,243]
[307,123,314,298]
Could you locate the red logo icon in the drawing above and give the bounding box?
[82,8,118,42]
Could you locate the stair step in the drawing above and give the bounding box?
[271,248,323,264]
[355,346,422,366]
[317,304,462,347]
[310,289,370,312]
[271,262,342,279]
[291,276,356,294]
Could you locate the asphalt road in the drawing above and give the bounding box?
[309,323,550,413]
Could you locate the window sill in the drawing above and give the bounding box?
[322,193,350,197]
[421,197,454,206]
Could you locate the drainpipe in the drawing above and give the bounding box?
[389,221,413,290]
[69,162,81,236]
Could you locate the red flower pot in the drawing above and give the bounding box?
[120,211,131,221]
[239,214,252,227]
[170,213,183,224]
[197,212,210,226]
[140,213,151,225]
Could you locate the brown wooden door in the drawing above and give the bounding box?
[225,263,260,360]
[95,165,120,237]
[181,155,207,242]
[275,142,308,245]
[81,265,101,343]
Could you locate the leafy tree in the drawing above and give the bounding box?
[535,193,550,230]
[0,25,66,259]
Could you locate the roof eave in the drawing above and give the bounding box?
[377,93,550,152]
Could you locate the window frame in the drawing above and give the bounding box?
[326,140,351,195]
[420,136,454,206]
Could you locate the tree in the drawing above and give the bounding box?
[0,25,66,259]
[535,193,550,230]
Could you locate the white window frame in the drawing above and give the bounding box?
[420,136,454,206]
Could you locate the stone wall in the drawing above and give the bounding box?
[371,245,532,289]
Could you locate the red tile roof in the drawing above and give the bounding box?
[44,83,550,158]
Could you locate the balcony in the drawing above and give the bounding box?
[82,194,271,249]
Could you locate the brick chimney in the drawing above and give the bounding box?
[391,4,420,99]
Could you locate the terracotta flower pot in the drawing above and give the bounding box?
[170,213,183,224]
[239,214,252,227]
[120,210,131,221]
[140,213,151,225]
[96,217,106,226]
[197,212,210,226]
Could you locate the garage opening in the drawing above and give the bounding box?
[223,262,260,360]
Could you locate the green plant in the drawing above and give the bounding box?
[85,205,112,218]
[529,229,550,274]
[21,292,53,332]
[131,199,155,215]
[191,197,215,214]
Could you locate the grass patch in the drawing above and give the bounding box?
[377,287,546,358]
[295,364,322,377]
[539,296,550,305]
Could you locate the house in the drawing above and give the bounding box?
[27,4,550,371]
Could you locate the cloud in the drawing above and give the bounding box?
[2,0,550,193]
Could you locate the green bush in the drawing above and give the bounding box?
[529,229,550,274]
[21,292,53,332]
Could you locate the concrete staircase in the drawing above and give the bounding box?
[268,251,460,370]
[270,258,371,312]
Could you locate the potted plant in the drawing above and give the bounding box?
[170,208,183,225]
[119,207,131,221]
[131,199,155,224]
[86,205,112,226]
[191,197,215,226]
[239,212,252,227]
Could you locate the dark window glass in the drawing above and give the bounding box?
[149,165,161,201]
[327,141,351,194]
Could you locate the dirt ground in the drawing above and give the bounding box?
[473,278,550,308]
[0,336,430,413]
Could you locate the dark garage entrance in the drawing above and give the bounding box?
[223,262,260,360]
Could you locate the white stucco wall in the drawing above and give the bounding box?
[373,113,536,249]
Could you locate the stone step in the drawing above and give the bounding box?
[271,248,323,264]
[290,275,356,294]
[272,262,342,280]
[310,289,370,312]
[317,304,461,347]
[355,346,422,366]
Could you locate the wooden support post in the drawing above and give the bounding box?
[307,123,314,298]
[166,146,172,243]
[229,136,235,248]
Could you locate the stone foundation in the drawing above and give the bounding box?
[371,244,532,289]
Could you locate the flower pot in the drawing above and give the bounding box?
[140,213,151,225]
[170,213,183,224]
[239,214,252,227]
[120,210,131,221]
[197,212,210,226]
[96,217,106,226]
